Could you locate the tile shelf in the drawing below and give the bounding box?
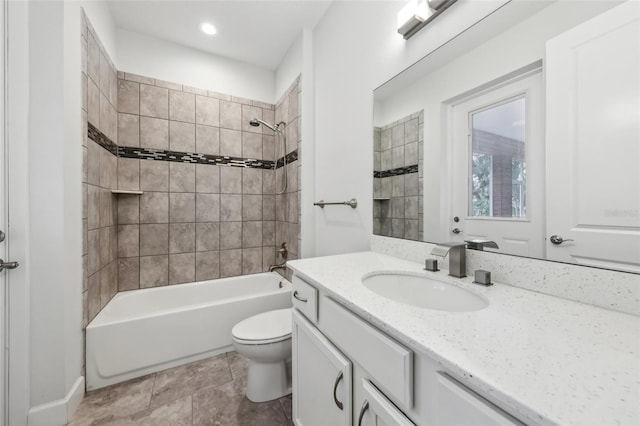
[111,190,144,195]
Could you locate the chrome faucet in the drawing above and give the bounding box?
[465,239,499,251]
[430,242,467,278]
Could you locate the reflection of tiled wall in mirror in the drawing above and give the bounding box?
[373,110,423,241]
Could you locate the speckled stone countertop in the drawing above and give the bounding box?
[287,252,640,426]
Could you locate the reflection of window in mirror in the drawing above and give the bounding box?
[469,96,526,219]
[450,71,543,258]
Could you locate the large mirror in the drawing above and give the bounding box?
[373,0,640,273]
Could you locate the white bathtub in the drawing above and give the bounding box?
[86,272,292,390]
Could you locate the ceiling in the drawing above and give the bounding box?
[107,0,333,70]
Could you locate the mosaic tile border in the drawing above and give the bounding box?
[88,121,297,169]
[88,122,118,156]
[374,164,419,178]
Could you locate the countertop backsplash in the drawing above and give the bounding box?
[371,235,640,316]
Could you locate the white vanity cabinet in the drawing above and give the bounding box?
[292,309,352,425]
[291,273,525,426]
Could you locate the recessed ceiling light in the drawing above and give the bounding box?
[201,22,217,36]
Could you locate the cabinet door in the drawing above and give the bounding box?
[436,373,524,426]
[293,309,352,426]
[356,380,415,426]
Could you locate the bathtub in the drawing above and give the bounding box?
[86,272,292,390]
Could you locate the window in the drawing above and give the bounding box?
[469,96,526,218]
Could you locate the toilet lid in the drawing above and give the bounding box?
[232,308,292,342]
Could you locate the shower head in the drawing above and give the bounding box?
[249,118,285,133]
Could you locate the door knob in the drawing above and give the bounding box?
[452,228,462,234]
[0,259,19,272]
[550,235,574,245]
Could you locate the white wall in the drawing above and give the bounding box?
[26,1,84,424]
[116,28,276,103]
[275,35,303,101]
[312,0,510,256]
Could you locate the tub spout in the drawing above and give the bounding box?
[269,263,287,273]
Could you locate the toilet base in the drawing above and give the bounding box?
[246,358,292,402]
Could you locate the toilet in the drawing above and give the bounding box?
[231,308,292,402]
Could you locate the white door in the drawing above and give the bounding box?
[0,0,5,422]
[449,70,544,258]
[546,0,640,273]
[292,310,352,426]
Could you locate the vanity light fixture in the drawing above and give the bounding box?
[201,22,217,36]
[398,0,457,40]
[397,0,434,37]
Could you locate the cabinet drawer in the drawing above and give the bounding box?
[358,380,415,426]
[292,274,318,323]
[321,297,413,408]
[436,373,524,425]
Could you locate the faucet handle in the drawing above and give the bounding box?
[465,239,499,251]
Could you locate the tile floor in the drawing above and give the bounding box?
[70,351,292,426]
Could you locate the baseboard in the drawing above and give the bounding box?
[27,376,84,426]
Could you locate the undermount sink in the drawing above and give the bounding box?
[362,272,488,312]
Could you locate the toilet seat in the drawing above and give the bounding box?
[232,308,291,345]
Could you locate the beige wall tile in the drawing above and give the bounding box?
[220,194,242,222]
[169,163,196,192]
[140,117,169,150]
[219,249,242,278]
[195,194,220,223]
[169,223,196,254]
[140,192,169,224]
[242,168,262,194]
[87,77,100,127]
[87,32,100,83]
[140,160,169,191]
[140,255,169,288]
[140,84,169,119]
[195,251,220,281]
[220,101,241,130]
[169,121,196,152]
[169,253,195,285]
[195,165,220,193]
[118,194,140,225]
[118,158,140,191]
[169,193,196,223]
[195,125,220,155]
[242,132,262,159]
[140,224,169,256]
[118,225,140,258]
[242,195,262,221]
[219,129,242,157]
[242,222,262,248]
[219,222,241,250]
[169,90,195,123]
[242,248,262,275]
[220,167,242,194]
[195,96,219,127]
[196,223,219,252]
[118,258,140,291]
[118,79,140,115]
[118,113,140,147]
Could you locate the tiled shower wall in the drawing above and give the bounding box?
[274,76,302,270]
[373,110,424,241]
[81,11,119,326]
[114,74,287,289]
[81,13,303,326]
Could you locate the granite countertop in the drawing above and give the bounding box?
[287,251,640,426]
